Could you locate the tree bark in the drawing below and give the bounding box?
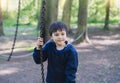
[73,0,89,44]
[62,0,73,29]
[104,0,110,30]
[0,0,4,36]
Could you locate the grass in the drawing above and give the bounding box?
[26,46,34,52]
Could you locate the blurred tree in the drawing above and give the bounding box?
[37,0,58,42]
[104,0,110,30]
[62,0,73,29]
[73,0,89,44]
[46,0,58,26]
[0,0,4,36]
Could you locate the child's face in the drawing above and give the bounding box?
[51,30,67,46]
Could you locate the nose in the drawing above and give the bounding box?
[58,35,62,39]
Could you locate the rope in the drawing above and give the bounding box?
[1,52,33,59]
[39,0,46,83]
[71,30,85,44]
[7,0,21,61]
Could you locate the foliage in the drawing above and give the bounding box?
[70,0,79,25]
[88,0,106,24]
[3,0,40,27]
[2,0,120,28]
[3,10,17,27]
[20,0,40,25]
[88,0,120,24]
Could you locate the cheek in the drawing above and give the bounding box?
[63,34,67,38]
[51,36,57,41]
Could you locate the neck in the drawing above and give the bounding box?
[56,43,66,50]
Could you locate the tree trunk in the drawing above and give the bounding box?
[104,0,110,30]
[72,0,89,44]
[0,0,4,36]
[46,0,58,26]
[62,0,73,29]
[37,0,58,42]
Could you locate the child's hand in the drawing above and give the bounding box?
[36,37,43,50]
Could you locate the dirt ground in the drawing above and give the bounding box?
[0,27,120,83]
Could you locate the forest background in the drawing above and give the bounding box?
[0,0,119,40]
[0,0,120,83]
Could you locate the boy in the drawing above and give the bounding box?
[33,21,78,83]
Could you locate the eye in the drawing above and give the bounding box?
[61,33,65,35]
[54,33,59,36]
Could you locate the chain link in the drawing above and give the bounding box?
[8,0,21,61]
[39,0,46,83]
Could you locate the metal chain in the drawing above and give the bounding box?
[39,0,46,83]
[40,0,46,41]
[7,0,46,83]
[7,0,21,61]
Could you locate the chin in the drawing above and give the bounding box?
[57,42,64,46]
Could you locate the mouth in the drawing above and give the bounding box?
[57,40,64,42]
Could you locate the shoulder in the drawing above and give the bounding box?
[67,43,77,51]
[65,43,78,55]
[42,40,55,49]
[65,43,78,64]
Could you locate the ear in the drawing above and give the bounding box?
[51,36,53,39]
[65,41,68,44]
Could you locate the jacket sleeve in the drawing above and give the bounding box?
[65,49,78,83]
[33,47,48,64]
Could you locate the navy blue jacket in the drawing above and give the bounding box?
[33,41,78,83]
